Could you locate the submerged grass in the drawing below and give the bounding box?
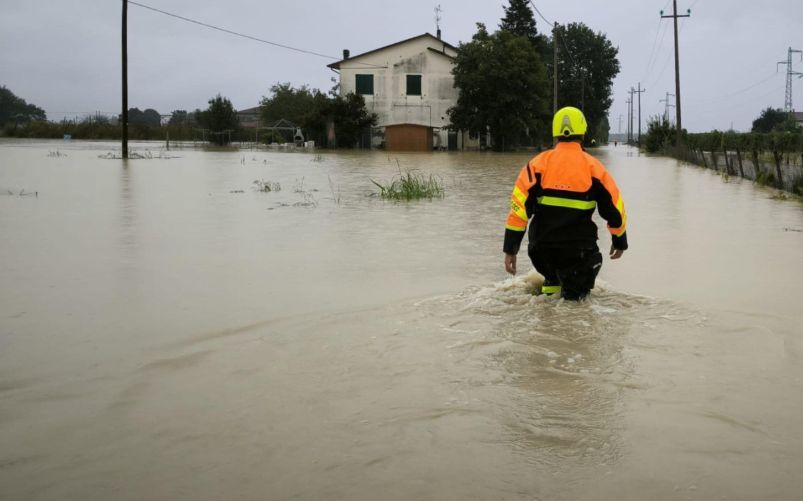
[371,171,445,201]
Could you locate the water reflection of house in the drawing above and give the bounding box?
[327,32,481,151]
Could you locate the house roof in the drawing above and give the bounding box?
[794,111,803,122]
[427,47,456,60]
[327,33,457,69]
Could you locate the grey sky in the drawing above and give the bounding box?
[1,0,802,132]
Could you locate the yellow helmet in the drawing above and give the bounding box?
[552,106,587,138]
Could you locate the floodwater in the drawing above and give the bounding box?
[1,139,802,501]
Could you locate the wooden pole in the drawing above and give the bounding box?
[122,0,129,159]
[552,23,558,115]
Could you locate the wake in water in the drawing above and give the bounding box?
[409,272,708,465]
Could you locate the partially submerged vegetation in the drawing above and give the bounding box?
[371,171,445,201]
[643,115,803,197]
[253,179,281,192]
[98,150,178,160]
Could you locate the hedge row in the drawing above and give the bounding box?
[684,131,803,194]
[686,131,803,154]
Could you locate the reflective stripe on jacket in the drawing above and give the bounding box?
[503,141,628,254]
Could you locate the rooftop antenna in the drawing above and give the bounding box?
[435,4,442,39]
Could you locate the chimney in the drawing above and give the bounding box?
[436,28,441,40]
[343,49,350,60]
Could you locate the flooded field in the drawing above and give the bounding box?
[1,139,802,500]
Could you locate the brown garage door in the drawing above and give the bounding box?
[385,124,433,152]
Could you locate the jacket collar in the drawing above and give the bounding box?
[555,141,583,151]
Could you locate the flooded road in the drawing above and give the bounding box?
[1,139,802,500]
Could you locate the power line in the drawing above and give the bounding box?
[127,0,384,69]
[685,70,778,104]
[526,0,577,67]
[642,20,669,83]
[646,18,689,89]
[128,1,335,59]
[528,1,553,26]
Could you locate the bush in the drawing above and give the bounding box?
[371,171,445,201]
[644,115,676,153]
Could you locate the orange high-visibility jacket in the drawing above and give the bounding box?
[503,141,628,255]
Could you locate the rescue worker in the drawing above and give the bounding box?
[503,106,628,300]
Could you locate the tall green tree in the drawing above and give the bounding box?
[499,0,546,49]
[260,83,316,125]
[449,23,549,150]
[548,23,619,142]
[752,107,801,133]
[0,85,46,125]
[197,94,239,145]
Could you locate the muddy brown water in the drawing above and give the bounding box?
[1,139,802,500]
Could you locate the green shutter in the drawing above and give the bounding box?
[406,75,421,96]
[355,74,374,95]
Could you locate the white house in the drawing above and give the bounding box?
[328,32,475,151]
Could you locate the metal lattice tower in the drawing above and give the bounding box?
[659,92,675,122]
[778,47,803,112]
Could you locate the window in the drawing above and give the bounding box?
[355,74,374,95]
[406,74,422,96]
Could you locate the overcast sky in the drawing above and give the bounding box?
[1,0,802,132]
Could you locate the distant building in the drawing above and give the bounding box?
[328,32,478,151]
[238,106,261,129]
[794,111,803,128]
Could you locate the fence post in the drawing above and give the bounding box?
[735,148,744,178]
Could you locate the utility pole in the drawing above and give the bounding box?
[553,23,559,115]
[121,0,128,159]
[661,1,690,146]
[625,97,632,144]
[580,70,586,111]
[634,83,645,146]
[628,88,635,144]
[659,92,676,121]
[777,46,803,112]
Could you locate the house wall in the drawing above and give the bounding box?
[336,36,458,130]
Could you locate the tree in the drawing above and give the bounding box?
[299,89,335,146]
[448,23,549,150]
[124,107,161,127]
[499,0,546,49]
[197,94,239,145]
[168,109,194,127]
[548,23,620,143]
[258,83,376,148]
[644,115,676,153]
[327,92,377,148]
[752,107,801,133]
[0,85,46,125]
[260,83,316,126]
[597,115,610,143]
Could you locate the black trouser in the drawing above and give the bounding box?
[528,244,603,300]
